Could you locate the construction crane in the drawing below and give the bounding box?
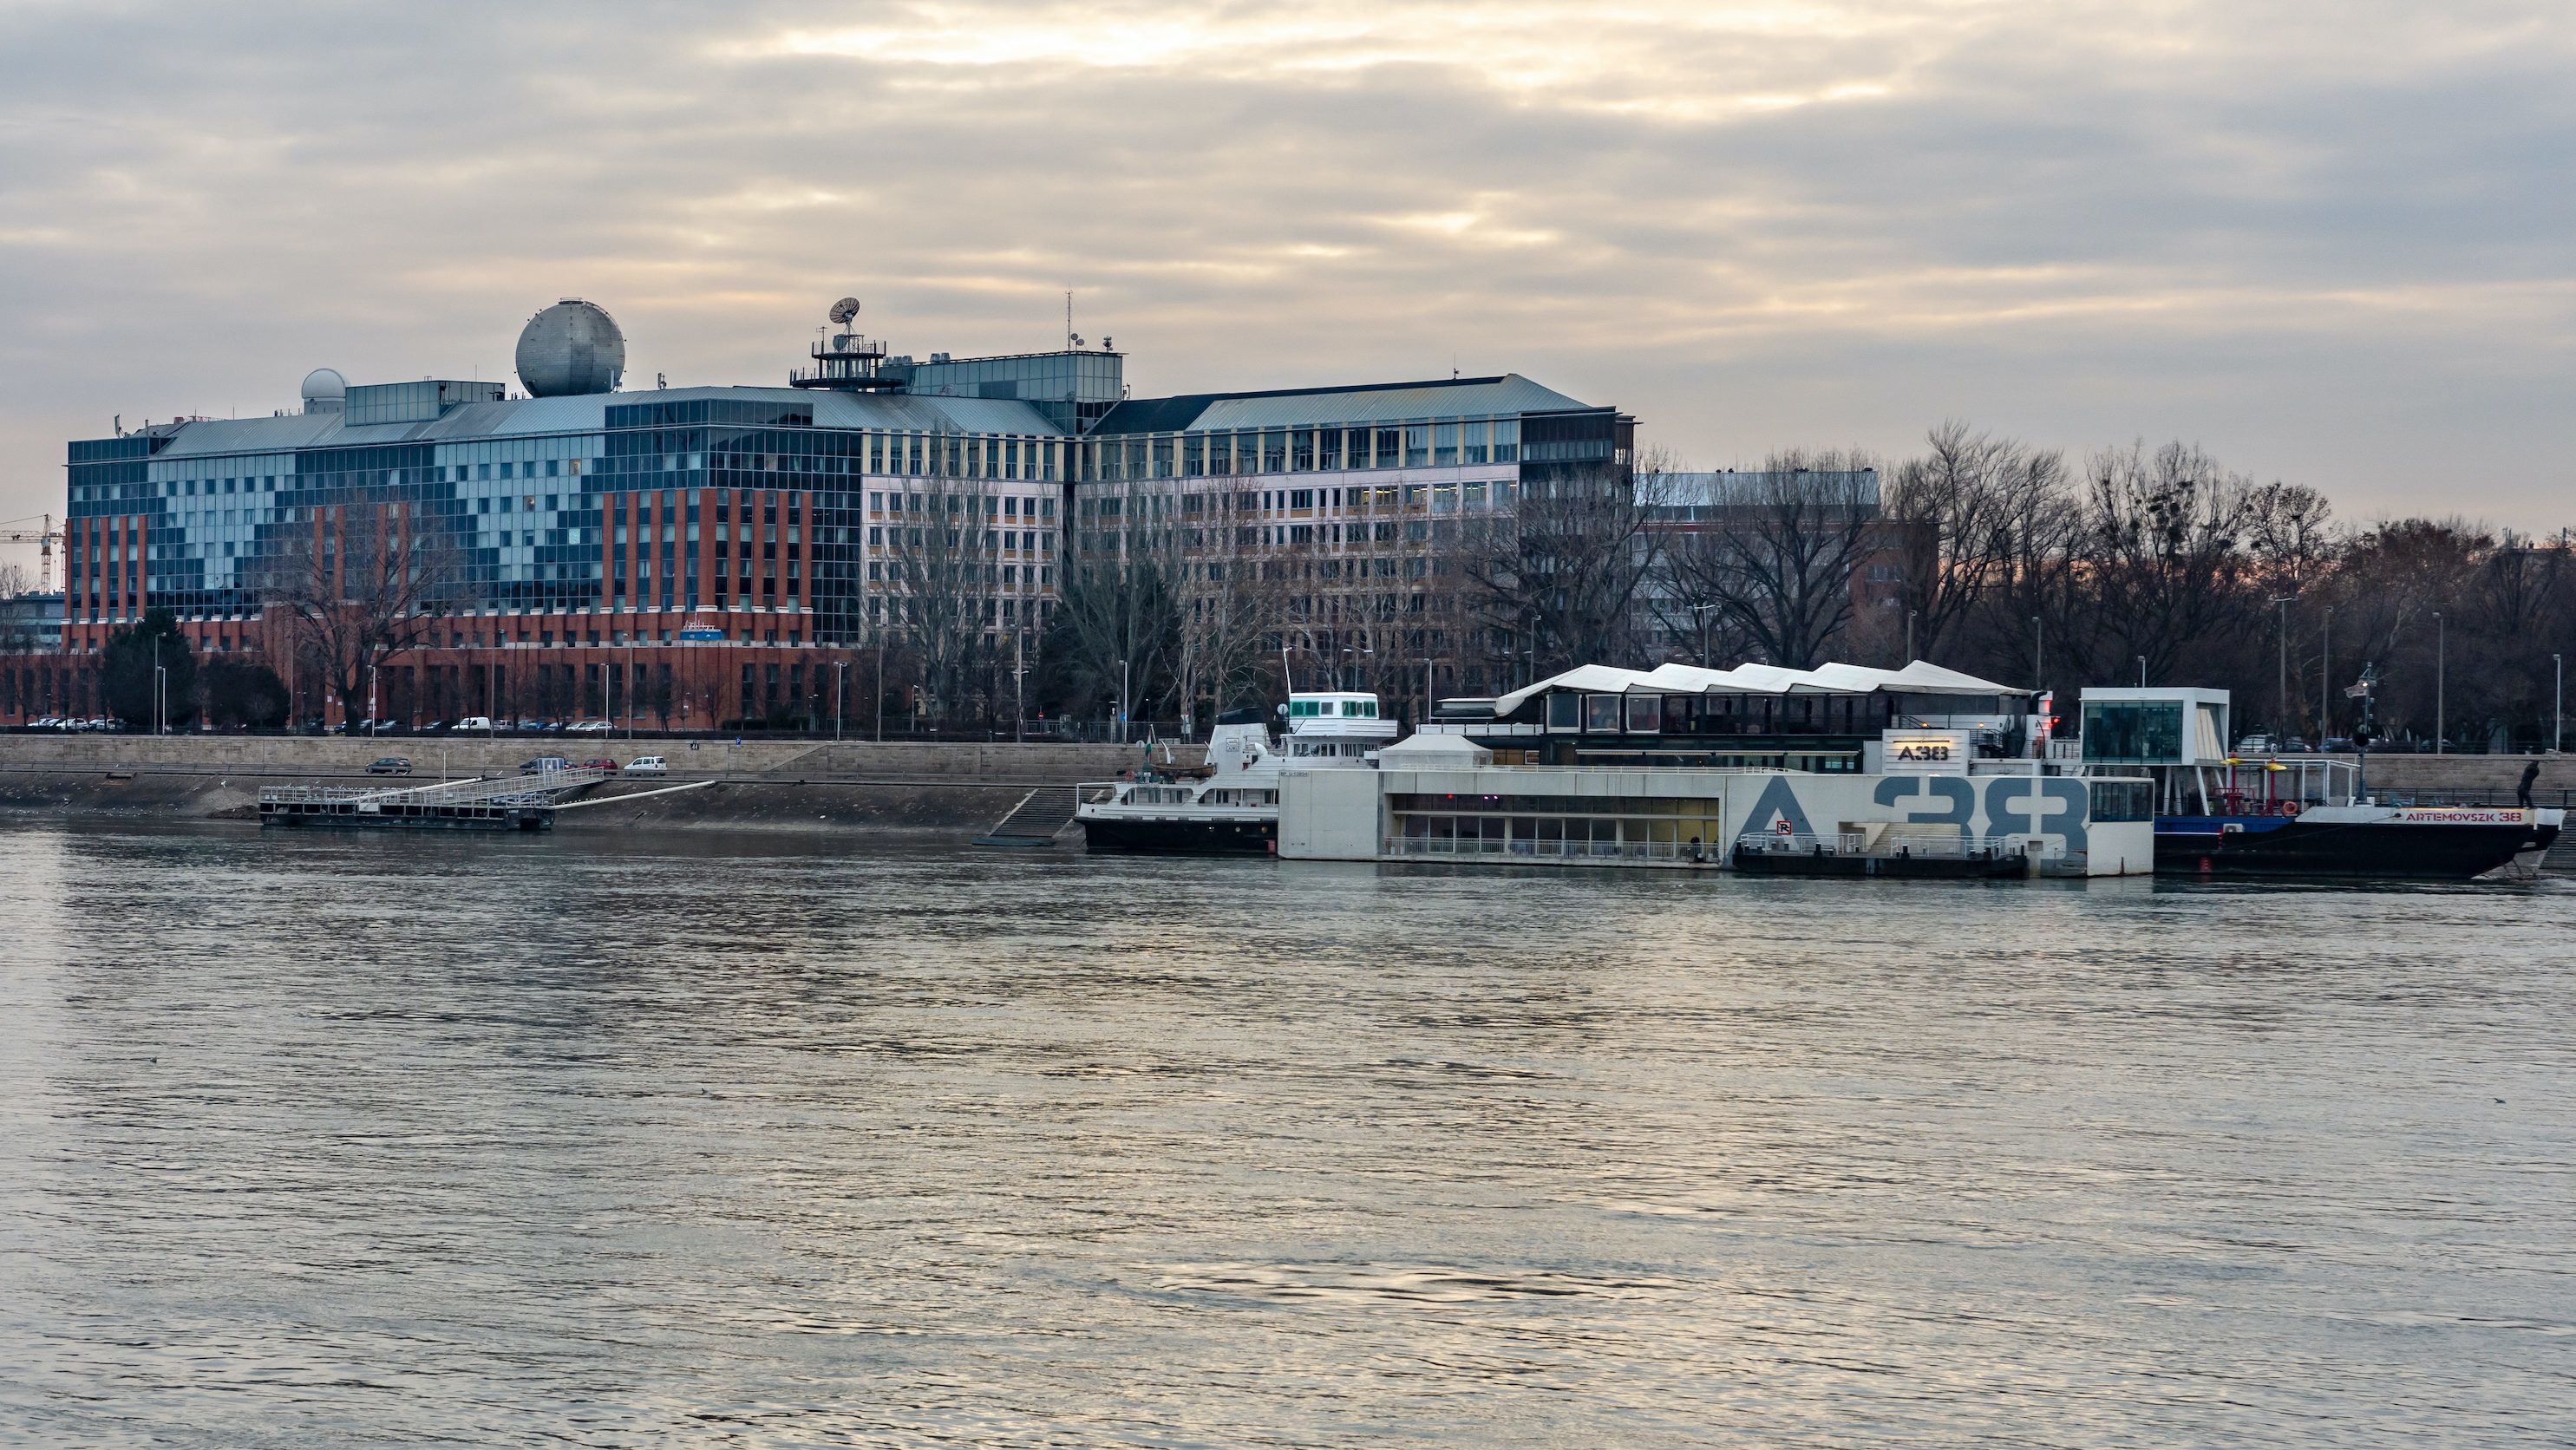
[0,513,62,592]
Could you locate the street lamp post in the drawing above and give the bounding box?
[2433,611,2444,754]
[2271,595,2295,740]
[1119,657,1130,743]
[2321,607,2333,744]
[2136,655,2146,689]
[1906,608,1917,663]
[1691,603,1716,664]
[834,658,847,743]
[2557,653,2565,755]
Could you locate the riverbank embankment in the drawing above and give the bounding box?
[0,735,1179,833]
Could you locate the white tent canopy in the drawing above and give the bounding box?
[1372,732,1494,767]
[1490,659,2024,718]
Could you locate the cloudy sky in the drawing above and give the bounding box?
[1,0,2569,556]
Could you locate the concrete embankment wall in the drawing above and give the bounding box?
[2308,753,2572,800]
[0,735,1181,833]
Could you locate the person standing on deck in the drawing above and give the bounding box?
[2518,759,2540,809]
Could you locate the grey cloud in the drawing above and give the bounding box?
[0,0,2569,539]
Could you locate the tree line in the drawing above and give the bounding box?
[1462,422,2569,750]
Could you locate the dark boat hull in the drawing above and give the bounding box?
[2154,815,2555,880]
[1080,813,1275,857]
[1730,844,2030,879]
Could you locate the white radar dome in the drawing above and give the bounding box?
[514,298,626,398]
[300,367,347,414]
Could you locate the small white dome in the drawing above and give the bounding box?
[301,367,346,414]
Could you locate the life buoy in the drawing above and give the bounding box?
[2278,800,2300,818]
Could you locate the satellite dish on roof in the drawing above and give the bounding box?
[829,297,862,326]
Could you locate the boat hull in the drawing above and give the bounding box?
[2154,813,2557,881]
[1079,813,1276,857]
[1731,844,2030,879]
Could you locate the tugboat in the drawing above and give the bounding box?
[1076,691,1395,855]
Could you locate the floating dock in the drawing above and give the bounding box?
[258,769,610,831]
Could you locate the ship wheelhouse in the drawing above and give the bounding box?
[1283,692,1398,762]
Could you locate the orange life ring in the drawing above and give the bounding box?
[2278,800,2300,818]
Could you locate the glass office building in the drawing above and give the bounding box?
[42,319,1625,727]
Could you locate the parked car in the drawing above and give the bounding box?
[567,719,611,735]
[454,716,495,733]
[2235,735,2276,754]
[28,716,58,730]
[519,755,574,774]
[417,720,449,735]
[513,719,547,734]
[623,756,669,776]
[578,757,618,773]
[366,756,413,776]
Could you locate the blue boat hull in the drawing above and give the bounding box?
[2154,814,2553,880]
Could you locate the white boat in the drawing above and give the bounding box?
[1077,692,1396,855]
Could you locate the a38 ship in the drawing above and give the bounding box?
[1076,691,1395,855]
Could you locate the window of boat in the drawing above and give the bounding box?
[1624,694,1661,733]
[2082,702,2182,763]
[1585,694,1621,733]
[1546,692,1580,731]
[2089,779,2154,821]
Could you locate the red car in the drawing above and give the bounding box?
[579,758,618,773]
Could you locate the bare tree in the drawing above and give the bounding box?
[255,500,468,728]
[883,483,1003,728]
[1155,487,1278,734]
[1455,459,1670,674]
[1045,530,1177,731]
[1664,450,1880,669]
[1884,422,2068,663]
[2079,441,2259,684]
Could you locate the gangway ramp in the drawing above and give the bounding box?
[973,785,1078,847]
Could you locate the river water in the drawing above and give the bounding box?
[1,822,2569,1447]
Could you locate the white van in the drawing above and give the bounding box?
[454,716,495,733]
